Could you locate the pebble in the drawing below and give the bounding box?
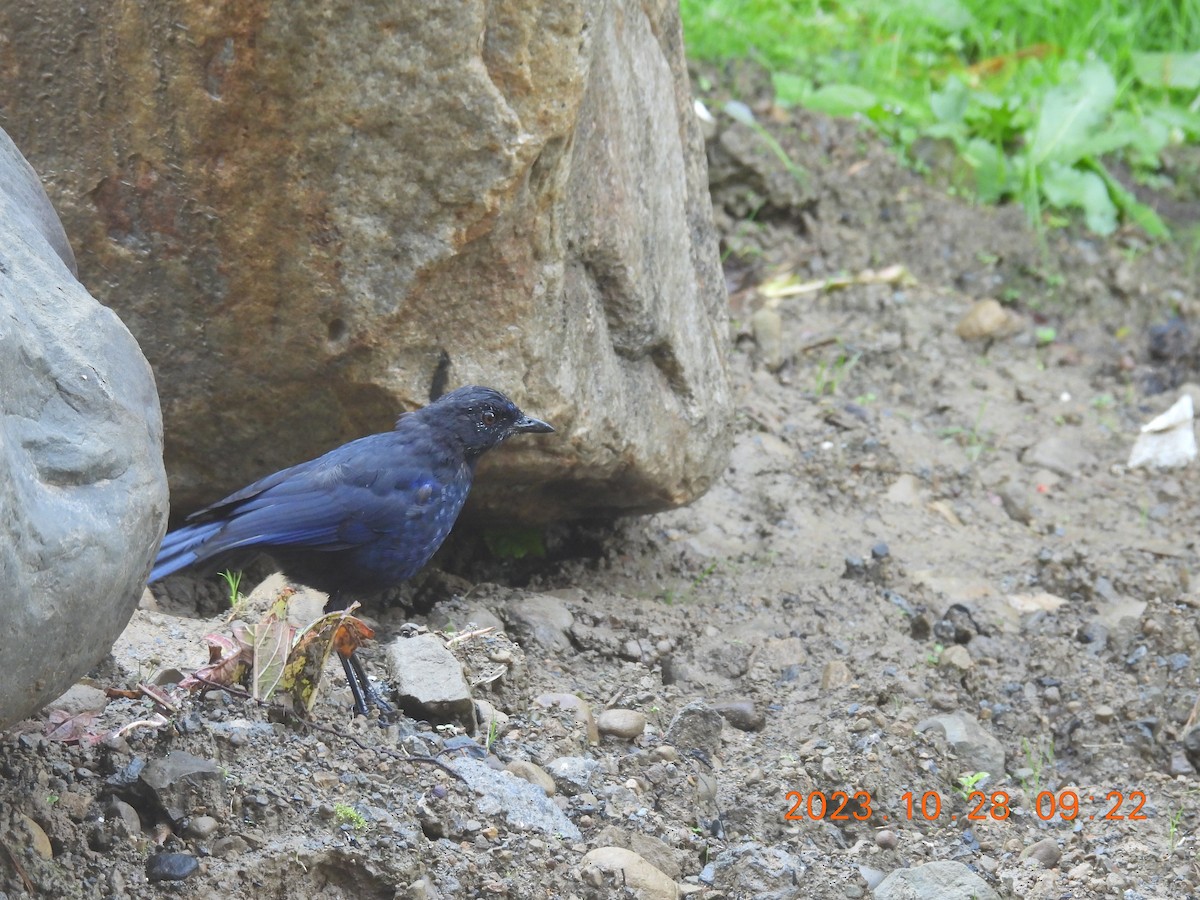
[938,645,973,670]
[184,815,219,840]
[821,660,852,690]
[145,851,199,882]
[665,701,723,758]
[580,847,678,900]
[875,829,898,850]
[546,757,600,796]
[751,307,786,371]
[1021,837,1062,869]
[713,700,764,732]
[597,708,648,739]
[955,298,1018,341]
[505,760,556,796]
[534,693,599,745]
[475,699,510,738]
[18,815,52,860]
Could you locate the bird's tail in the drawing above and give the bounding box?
[149,521,224,583]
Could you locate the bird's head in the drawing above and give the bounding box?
[417,385,554,459]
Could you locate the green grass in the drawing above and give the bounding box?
[682,0,1200,236]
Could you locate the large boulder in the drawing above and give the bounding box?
[0,0,732,522]
[0,128,168,729]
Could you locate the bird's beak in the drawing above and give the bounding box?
[512,414,554,434]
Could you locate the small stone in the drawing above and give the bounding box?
[713,700,765,732]
[1094,704,1115,723]
[108,799,142,837]
[546,757,600,796]
[505,760,556,796]
[212,835,250,858]
[664,701,723,758]
[597,708,647,739]
[504,593,575,651]
[17,815,52,860]
[49,683,109,717]
[939,645,973,670]
[145,851,199,882]
[821,660,852,690]
[184,815,219,840]
[533,693,598,744]
[874,860,1000,900]
[475,699,510,738]
[1021,837,1062,869]
[956,298,1018,341]
[875,829,898,850]
[580,847,678,900]
[751,307,786,371]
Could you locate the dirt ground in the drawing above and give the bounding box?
[4,92,1200,899]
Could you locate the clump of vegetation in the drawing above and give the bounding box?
[333,803,368,831]
[681,0,1200,236]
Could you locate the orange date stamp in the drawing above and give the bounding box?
[784,789,1150,824]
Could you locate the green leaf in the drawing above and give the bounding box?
[930,77,969,124]
[1132,51,1200,90]
[963,138,1011,204]
[1029,61,1117,167]
[1040,162,1117,234]
[803,84,879,116]
[1083,158,1171,239]
[772,72,810,107]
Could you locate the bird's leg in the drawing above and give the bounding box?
[339,649,393,717]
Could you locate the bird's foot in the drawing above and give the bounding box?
[340,651,394,719]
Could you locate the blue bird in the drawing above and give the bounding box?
[150,385,554,712]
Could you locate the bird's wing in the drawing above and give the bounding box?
[185,431,461,556]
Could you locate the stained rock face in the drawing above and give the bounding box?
[0,128,168,730]
[0,0,732,522]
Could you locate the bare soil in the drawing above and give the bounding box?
[4,101,1200,899]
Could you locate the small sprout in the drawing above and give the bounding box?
[219,569,244,608]
[1035,326,1057,346]
[333,803,368,832]
[956,771,990,798]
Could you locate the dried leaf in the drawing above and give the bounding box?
[44,709,98,743]
[279,604,369,715]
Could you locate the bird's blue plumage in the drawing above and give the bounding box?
[149,385,553,605]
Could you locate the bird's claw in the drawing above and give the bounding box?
[340,651,394,720]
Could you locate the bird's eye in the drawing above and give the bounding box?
[482,408,496,426]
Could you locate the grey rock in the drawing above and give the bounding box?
[593,826,683,880]
[1,0,731,523]
[666,701,724,758]
[708,842,807,899]
[107,799,142,838]
[596,708,647,739]
[136,751,225,826]
[145,851,199,883]
[873,860,1000,900]
[1021,435,1098,477]
[713,700,765,732]
[450,757,581,841]
[915,712,1005,778]
[0,127,167,730]
[386,633,475,733]
[546,756,600,796]
[503,594,575,652]
[1021,837,1062,869]
[579,847,678,900]
[751,307,786,371]
[183,815,220,840]
[504,760,555,796]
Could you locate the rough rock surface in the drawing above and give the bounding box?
[0,128,168,730]
[0,0,732,521]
